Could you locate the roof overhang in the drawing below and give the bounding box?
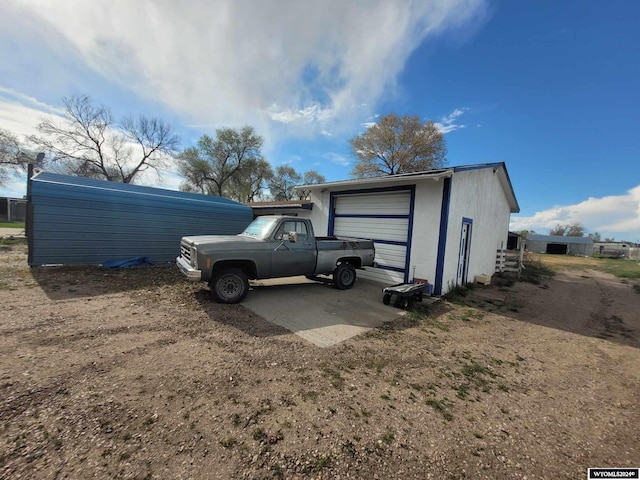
[248,200,313,211]
[296,168,453,191]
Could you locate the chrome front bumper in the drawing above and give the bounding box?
[176,256,202,281]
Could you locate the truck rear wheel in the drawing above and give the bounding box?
[210,269,249,304]
[333,263,356,290]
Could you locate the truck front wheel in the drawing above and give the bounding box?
[333,263,356,290]
[210,269,249,304]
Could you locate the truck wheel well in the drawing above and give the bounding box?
[212,260,257,279]
[337,257,362,269]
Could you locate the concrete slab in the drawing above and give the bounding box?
[0,228,25,238]
[243,276,405,347]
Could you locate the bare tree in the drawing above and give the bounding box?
[178,126,265,199]
[350,113,447,177]
[297,170,326,200]
[0,128,31,186]
[30,95,179,183]
[268,166,302,201]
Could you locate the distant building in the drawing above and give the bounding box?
[526,234,593,256]
[593,242,639,259]
[0,197,27,223]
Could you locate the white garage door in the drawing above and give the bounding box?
[331,189,413,284]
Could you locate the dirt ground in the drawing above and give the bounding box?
[1,243,639,479]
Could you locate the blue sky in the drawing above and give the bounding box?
[1,0,639,241]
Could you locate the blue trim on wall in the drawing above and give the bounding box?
[462,217,473,225]
[333,213,408,220]
[373,264,406,274]
[328,194,336,236]
[434,177,452,295]
[372,239,408,247]
[404,185,416,282]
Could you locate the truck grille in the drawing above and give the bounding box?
[180,242,193,265]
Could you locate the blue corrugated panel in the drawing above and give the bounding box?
[29,172,253,265]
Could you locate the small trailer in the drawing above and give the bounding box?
[382,281,432,309]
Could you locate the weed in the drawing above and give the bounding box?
[353,435,362,442]
[119,451,132,461]
[220,437,237,448]
[303,454,332,474]
[252,428,267,442]
[380,393,391,401]
[300,390,318,402]
[520,259,555,284]
[342,440,356,457]
[381,431,395,445]
[409,383,423,391]
[322,367,345,390]
[454,383,470,399]
[473,433,484,439]
[497,383,509,392]
[328,406,337,414]
[230,413,241,427]
[425,398,453,421]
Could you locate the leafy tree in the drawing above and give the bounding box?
[566,223,585,237]
[550,222,585,237]
[178,126,265,199]
[549,224,567,236]
[349,113,447,177]
[268,166,302,201]
[588,232,601,242]
[0,128,32,186]
[297,170,326,200]
[30,95,179,183]
[228,158,274,203]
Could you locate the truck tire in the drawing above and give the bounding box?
[210,269,249,304]
[333,263,356,290]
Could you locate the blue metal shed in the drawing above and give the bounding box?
[27,171,253,266]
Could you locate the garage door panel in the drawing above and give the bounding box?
[332,189,412,284]
[334,217,408,243]
[372,243,406,269]
[335,192,410,216]
[359,267,404,285]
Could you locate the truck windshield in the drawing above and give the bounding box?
[240,217,279,239]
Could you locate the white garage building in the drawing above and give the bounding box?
[296,162,519,295]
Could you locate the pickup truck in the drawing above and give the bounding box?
[176,215,375,304]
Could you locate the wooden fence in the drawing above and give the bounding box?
[496,243,524,278]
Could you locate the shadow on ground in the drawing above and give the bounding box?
[30,264,184,300]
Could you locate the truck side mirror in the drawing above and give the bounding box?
[288,231,297,243]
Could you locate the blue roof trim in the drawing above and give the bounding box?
[434,177,452,295]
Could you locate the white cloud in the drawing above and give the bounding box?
[323,152,351,167]
[510,186,640,241]
[2,0,487,142]
[435,108,467,134]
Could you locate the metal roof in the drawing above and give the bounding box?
[296,162,519,213]
[527,234,593,244]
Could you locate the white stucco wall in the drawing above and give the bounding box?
[442,168,512,291]
[402,178,445,284]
